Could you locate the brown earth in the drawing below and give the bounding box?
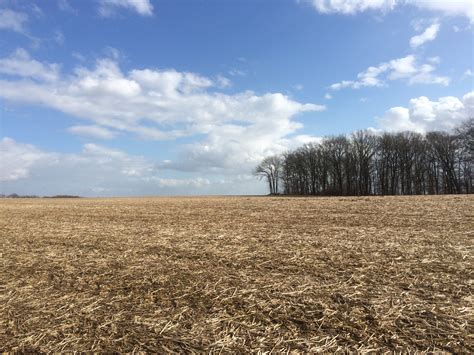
[1,195,473,352]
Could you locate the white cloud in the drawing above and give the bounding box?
[377,91,474,132]
[54,30,65,45]
[330,54,449,90]
[0,8,28,33]
[72,52,86,62]
[0,49,325,175]
[410,22,440,48]
[409,0,474,22]
[229,69,246,77]
[330,63,389,90]
[216,75,232,88]
[98,0,154,16]
[291,134,323,146]
[0,138,145,193]
[377,107,418,131]
[82,143,130,159]
[161,96,324,173]
[103,46,124,60]
[305,0,397,15]
[143,177,211,188]
[0,48,60,82]
[58,0,77,13]
[387,55,417,79]
[324,93,332,100]
[30,4,44,18]
[302,0,474,21]
[68,125,118,139]
[462,69,473,79]
[0,138,53,181]
[0,138,148,185]
[0,138,267,196]
[407,64,449,86]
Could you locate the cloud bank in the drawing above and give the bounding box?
[304,0,474,21]
[0,8,28,33]
[0,49,325,174]
[330,55,449,90]
[377,91,474,132]
[0,138,266,196]
[97,0,154,16]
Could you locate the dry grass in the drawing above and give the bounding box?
[1,195,473,352]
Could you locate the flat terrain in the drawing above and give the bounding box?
[1,196,473,352]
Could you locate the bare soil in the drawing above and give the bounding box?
[1,195,473,352]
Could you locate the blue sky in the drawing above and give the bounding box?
[0,0,473,196]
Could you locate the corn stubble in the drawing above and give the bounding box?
[1,196,472,352]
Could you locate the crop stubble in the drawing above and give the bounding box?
[0,195,473,352]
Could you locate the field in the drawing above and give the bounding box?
[1,195,473,352]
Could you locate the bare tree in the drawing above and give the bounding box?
[456,118,474,153]
[351,130,377,195]
[259,120,472,196]
[323,136,349,195]
[426,132,461,194]
[254,155,282,194]
[455,118,473,193]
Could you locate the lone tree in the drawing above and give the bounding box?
[254,155,282,194]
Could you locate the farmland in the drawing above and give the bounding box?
[1,195,473,352]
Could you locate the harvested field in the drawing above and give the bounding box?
[1,195,473,352]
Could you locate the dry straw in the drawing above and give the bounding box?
[1,195,473,352]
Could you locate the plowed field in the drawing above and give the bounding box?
[1,196,472,352]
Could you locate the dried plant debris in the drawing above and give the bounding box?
[1,195,473,352]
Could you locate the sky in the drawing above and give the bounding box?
[0,0,473,196]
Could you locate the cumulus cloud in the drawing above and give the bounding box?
[462,69,473,79]
[377,91,474,132]
[160,96,323,174]
[305,0,397,15]
[57,0,78,13]
[98,0,154,16]
[0,48,60,81]
[164,121,300,173]
[410,22,440,48]
[67,125,118,140]
[0,138,53,181]
[410,0,474,22]
[0,8,28,33]
[0,49,325,174]
[329,54,449,90]
[143,177,211,188]
[228,69,246,77]
[0,138,267,196]
[0,138,142,188]
[302,0,474,21]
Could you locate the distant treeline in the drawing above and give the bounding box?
[255,119,473,196]
[0,194,81,198]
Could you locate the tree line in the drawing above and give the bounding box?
[255,119,473,196]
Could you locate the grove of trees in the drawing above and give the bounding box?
[254,119,473,196]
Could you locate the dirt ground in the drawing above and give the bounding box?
[1,195,473,352]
